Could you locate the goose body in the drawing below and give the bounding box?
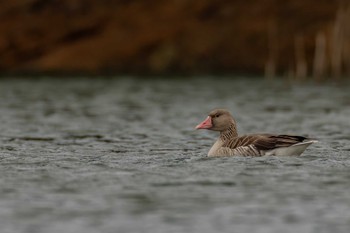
[196,109,317,157]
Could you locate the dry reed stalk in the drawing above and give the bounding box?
[286,63,295,81]
[330,7,345,78]
[344,40,350,75]
[343,4,350,76]
[313,32,327,80]
[295,35,308,80]
[265,21,278,79]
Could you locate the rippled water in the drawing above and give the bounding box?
[0,76,350,233]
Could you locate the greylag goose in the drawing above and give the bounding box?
[195,109,317,157]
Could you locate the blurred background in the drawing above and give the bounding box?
[1,0,349,79]
[2,2,350,233]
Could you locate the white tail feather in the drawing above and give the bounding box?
[264,140,318,156]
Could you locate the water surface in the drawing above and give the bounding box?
[0,77,350,233]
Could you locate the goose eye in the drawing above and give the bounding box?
[215,114,220,118]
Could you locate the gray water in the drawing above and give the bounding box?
[0,76,350,233]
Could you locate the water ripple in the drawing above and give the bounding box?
[0,77,349,233]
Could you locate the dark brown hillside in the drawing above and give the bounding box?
[0,0,348,76]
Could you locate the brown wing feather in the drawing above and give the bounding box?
[222,135,266,149]
[223,134,307,151]
[254,135,307,150]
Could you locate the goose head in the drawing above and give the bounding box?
[195,109,235,132]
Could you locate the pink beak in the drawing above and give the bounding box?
[195,116,212,129]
